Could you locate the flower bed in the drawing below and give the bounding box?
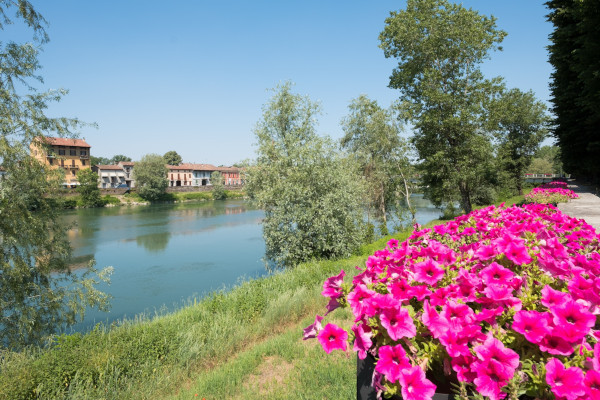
[525,182,578,204]
[304,203,600,400]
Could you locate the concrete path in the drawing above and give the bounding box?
[557,180,600,233]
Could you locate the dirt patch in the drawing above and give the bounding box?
[243,356,294,396]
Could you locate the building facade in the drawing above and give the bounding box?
[30,136,91,187]
[217,166,243,185]
[168,164,218,187]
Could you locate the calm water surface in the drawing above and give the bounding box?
[63,196,440,332]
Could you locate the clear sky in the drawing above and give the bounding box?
[16,1,553,166]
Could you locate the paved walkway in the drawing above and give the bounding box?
[557,180,600,233]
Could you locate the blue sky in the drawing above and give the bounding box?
[17,1,553,165]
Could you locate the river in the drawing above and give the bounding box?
[63,196,440,333]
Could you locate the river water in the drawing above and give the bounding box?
[63,196,440,333]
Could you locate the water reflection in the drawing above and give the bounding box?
[61,196,439,333]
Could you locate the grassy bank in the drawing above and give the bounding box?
[0,193,528,399]
[0,226,423,400]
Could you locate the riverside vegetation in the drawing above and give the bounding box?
[0,193,529,400]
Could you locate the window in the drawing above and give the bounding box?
[80,150,87,156]
[48,158,53,165]
[81,159,86,166]
[70,149,76,156]
[58,149,66,155]
[71,170,76,176]
[71,160,75,167]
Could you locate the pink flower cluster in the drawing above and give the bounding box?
[305,203,600,400]
[526,182,578,204]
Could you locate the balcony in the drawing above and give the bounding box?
[80,155,89,159]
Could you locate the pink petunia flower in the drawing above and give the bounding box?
[512,310,550,343]
[321,270,345,299]
[474,335,519,376]
[480,262,515,286]
[451,354,477,383]
[503,241,532,265]
[584,370,600,400]
[541,285,570,309]
[413,259,445,286]
[375,344,411,383]
[538,331,575,356]
[550,299,596,343]
[347,284,376,317]
[473,359,513,400]
[545,358,586,400]
[380,306,416,340]
[352,323,372,360]
[421,300,450,338]
[398,366,437,400]
[317,323,348,354]
[302,314,323,340]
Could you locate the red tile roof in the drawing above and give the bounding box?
[167,163,217,171]
[217,166,240,173]
[96,165,124,170]
[119,161,135,166]
[38,136,91,148]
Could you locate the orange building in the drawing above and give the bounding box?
[218,166,243,185]
[30,136,91,188]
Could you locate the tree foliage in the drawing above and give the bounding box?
[90,155,111,166]
[246,82,366,268]
[341,95,415,233]
[379,0,506,213]
[163,150,182,166]
[210,171,227,200]
[489,88,549,194]
[133,154,168,201]
[111,154,131,164]
[0,0,110,349]
[546,0,600,181]
[76,168,102,207]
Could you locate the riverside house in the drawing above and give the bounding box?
[30,136,91,188]
[218,166,243,185]
[93,164,127,188]
[168,163,218,187]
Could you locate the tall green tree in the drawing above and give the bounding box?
[341,95,415,233]
[246,82,366,268]
[210,171,227,200]
[110,154,132,164]
[490,88,549,195]
[133,154,168,201]
[547,0,600,182]
[163,150,182,166]
[76,168,102,207]
[0,0,111,349]
[90,155,111,166]
[379,0,506,213]
[535,145,563,175]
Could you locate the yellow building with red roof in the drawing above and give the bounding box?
[30,136,92,187]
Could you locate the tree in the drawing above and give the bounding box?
[76,168,102,207]
[163,150,182,166]
[490,88,549,195]
[133,154,168,201]
[527,158,554,175]
[379,0,506,213]
[341,95,416,233]
[535,145,563,175]
[110,154,131,164]
[547,0,600,182]
[0,1,111,349]
[246,82,366,268]
[210,171,227,200]
[90,155,111,166]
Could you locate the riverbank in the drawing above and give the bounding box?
[0,193,533,399]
